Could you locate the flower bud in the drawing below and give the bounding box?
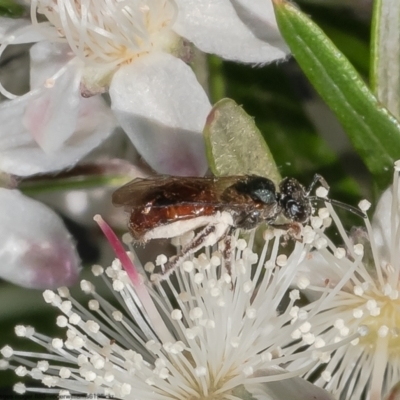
[0,189,80,289]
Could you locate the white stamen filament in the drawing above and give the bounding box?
[30,0,178,67]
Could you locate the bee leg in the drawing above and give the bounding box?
[221,227,235,277]
[269,222,302,244]
[157,222,229,280]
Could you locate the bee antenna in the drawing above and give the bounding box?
[306,174,330,196]
[309,196,366,219]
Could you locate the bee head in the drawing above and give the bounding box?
[278,177,312,223]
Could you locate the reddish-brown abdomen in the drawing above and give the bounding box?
[129,204,218,240]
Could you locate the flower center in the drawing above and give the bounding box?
[32,0,178,66]
[351,291,400,355]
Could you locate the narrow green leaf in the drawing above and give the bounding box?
[371,0,400,119]
[273,0,400,188]
[203,98,281,183]
[318,23,369,77]
[296,1,371,77]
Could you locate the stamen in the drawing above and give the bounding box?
[94,215,173,343]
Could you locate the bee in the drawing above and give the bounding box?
[112,174,362,279]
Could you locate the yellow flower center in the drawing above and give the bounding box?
[357,293,400,355]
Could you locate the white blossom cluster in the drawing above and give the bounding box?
[1,2,400,399]
[3,161,400,399]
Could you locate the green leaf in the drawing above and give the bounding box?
[371,0,400,119]
[203,98,281,183]
[296,1,371,77]
[273,0,400,188]
[317,23,369,77]
[0,0,24,17]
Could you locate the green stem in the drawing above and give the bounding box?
[20,175,131,196]
[208,55,226,103]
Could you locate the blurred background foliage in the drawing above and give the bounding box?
[209,0,372,203]
[0,0,377,393]
[0,0,24,17]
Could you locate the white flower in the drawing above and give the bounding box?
[0,0,288,176]
[0,217,336,400]
[0,86,117,176]
[0,188,80,288]
[287,161,400,399]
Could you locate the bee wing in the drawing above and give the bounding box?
[112,175,249,209]
[112,176,178,208]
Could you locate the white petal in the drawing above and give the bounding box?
[0,189,80,289]
[296,251,343,301]
[384,381,400,400]
[245,376,335,400]
[372,185,396,261]
[23,58,83,152]
[0,20,54,98]
[29,41,74,89]
[110,52,209,176]
[0,93,116,176]
[0,18,30,40]
[0,18,48,44]
[173,0,288,63]
[230,0,288,49]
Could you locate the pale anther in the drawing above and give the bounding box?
[276,254,287,266]
[58,287,70,297]
[296,275,310,289]
[57,316,68,327]
[353,244,364,256]
[171,310,182,320]
[52,338,63,349]
[88,300,99,310]
[358,199,371,211]
[334,248,346,259]
[322,371,332,382]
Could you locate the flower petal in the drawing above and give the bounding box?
[0,92,117,176]
[0,188,80,289]
[23,58,83,153]
[230,0,288,49]
[298,251,342,286]
[110,52,210,176]
[295,251,346,301]
[29,41,75,89]
[372,185,395,261]
[173,0,288,63]
[0,18,53,99]
[0,18,29,40]
[0,17,48,44]
[245,376,335,400]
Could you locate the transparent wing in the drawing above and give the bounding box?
[112,175,251,209]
